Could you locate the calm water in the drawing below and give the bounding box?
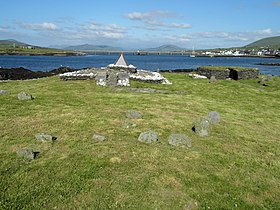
[0,54,279,75]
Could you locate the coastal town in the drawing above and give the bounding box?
[200,48,280,57]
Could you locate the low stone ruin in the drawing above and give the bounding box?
[59,53,171,86]
[59,68,171,86]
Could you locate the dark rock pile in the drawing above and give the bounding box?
[0,67,76,80]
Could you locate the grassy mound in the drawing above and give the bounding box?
[198,66,258,71]
[0,74,279,209]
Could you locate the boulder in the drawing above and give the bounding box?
[126,110,142,119]
[18,92,33,100]
[209,75,217,83]
[16,148,36,160]
[207,111,221,124]
[193,118,211,137]
[138,131,158,144]
[92,134,107,142]
[35,133,55,142]
[0,90,9,94]
[168,134,192,148]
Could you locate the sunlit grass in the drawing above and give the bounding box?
[0,74,279,209]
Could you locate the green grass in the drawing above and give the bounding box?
[0,74,279,209]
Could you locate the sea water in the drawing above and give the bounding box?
[0,54,279,75]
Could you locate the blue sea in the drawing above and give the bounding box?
[0,54,279,75]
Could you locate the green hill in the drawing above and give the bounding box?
[245,36,280,49]
[64,44,122,51]
[143,44,186,52]
[0,39,29,47]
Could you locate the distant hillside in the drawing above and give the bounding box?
[0,39,29,47]
[245,36,280,49]
[142,45,186,52]
[64,44,122,51]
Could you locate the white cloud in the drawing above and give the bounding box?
[256,28,272,35]
[125,10,191,30]
[21,22,59,31]
[170,23,192,29]
[0,26,10,33]
[125,10,178,21]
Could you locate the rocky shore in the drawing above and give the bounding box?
[0,67,76,80]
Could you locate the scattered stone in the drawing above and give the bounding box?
[95,71,107,86]
[92,134,107,142]
[168,134,192,148]
[258,77,267,83]
[0,90,9,94]
[268,74,273,81]
[138,131,158,144]
[123,119,137,128]
[130,70,172,84]
[207,111,221,124]
[117,71,130,86]
[17,92,33,100]
[16,148,36,160]
[188,73,207,79]
[35,133,55,142]
[106,70,118,87]
[193,118,211,137]
[114,87,188,95]
[209,75,217,83]
[126,110,142,119]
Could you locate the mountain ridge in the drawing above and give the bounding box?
[245,36,280,49]
[63,44,123,51]
[141,44,187,52]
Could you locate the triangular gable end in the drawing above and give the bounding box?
[114,53,128,66]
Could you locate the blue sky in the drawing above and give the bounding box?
[0,0,279,49]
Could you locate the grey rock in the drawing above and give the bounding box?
[117,71,130,86]
[0,90,9,94]
[17,92,33,100]
[95,71,107,86]
[35,133,55,142]
[92,134,107,142]
[138,131,158,144]
[16,148,36,160]
[126,110,142,119]
[118,71,129,80]
[209,75,217,83]
[193,118,211,137]
[259,77,268,83]
[268,74,273,81]
[207,111,221,124]
[106,71,118,87]
[168,134,192,148]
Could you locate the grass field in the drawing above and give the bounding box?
[0,74,279,209]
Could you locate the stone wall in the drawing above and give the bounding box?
[197,68,230,80]
[229,68,259,80]
[197,66,259,80]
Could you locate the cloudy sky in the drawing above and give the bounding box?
[0,0,279,49]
